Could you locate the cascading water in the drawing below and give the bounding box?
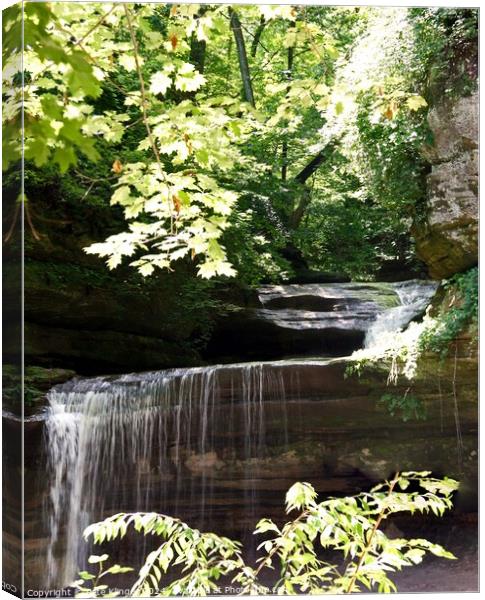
[43,280,438,589]
[44,364,289,587]
[364,280,438,348]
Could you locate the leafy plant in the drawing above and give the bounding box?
[419,267,478,357]
[410,8,478,100]
[378,392,427,422]
[73,472,457,596]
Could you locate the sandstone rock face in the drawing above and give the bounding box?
[206,281,436,362]
[8,353,476,590]
[8,240,209,374]
[413,92,478,279]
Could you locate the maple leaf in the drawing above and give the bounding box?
[149,72,172,96]
[112,159,123,174]
[406,95,428,111]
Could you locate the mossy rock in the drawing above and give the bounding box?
[2,364,76,414]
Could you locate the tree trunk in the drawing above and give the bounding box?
[281,45,294,181]
[190,37,206,74]
[190,7,207,73]
[229,8,256,107]
[288,187,312,229]
[294,140,337,185]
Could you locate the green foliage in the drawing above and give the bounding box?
[1,4,406,282]
[290,8,435,278]
[221,173,296,285]
[409,8,478,99]
[353,93,430,220]
[74,472,457,596]
[293,159,419,279]
[419,267,478,357]
[3,5,477,283]
[73,554,133,598]
[378,392,427,422]
[3,3,102,170]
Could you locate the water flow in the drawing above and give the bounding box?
[44,279,438,588]
[364,280,438,348]
[44,364,288,588]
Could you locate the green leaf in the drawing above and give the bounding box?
[53,146,77,173]
[138,263,155,277]
[88,554,109,564]
[67,51,102,98]
[405,548,425,564]
[119,54,138,72]
[285,482,317,512]
[406,95,428,111]
[24,138,50,167]
[150,72,172,96]
[111,186,132,206]
[254,519,280,534]
[106,565,135,574]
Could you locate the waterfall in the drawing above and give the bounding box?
[43,280,438,588]
[43,364,288,587]
[364,280,438,348]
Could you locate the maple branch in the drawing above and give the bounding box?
[123,5,174,227]
[346,473,400,594]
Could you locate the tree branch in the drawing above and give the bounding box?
[287,140,338,229]
[123,5,174,226]
[250,15,267,57]
[346,473,400,594]
[294,140,338,184]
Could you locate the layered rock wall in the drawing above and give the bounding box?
[413,92,478,279]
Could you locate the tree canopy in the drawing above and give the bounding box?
[3,3,477,282]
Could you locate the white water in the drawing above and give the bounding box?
[43,280,437,588]
[44,364,288,587]
[364,280,438,348]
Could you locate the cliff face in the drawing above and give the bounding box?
[1,182,221,374]
[8,355,477,590]
[413,92,478,279]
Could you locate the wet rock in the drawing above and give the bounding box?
[184,451,226,474]
[206,282,433,362]
[23,321,201,374]
[2,364,76,415]
[287,270,351,284]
